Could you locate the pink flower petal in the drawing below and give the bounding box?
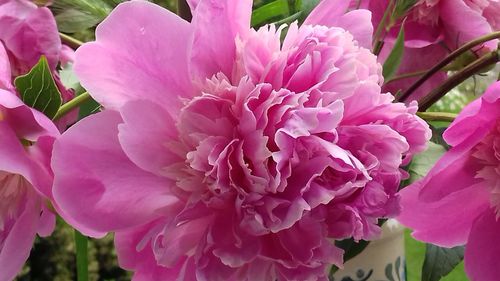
[0,194,40,281]
[399,180,491,247]
[118,100,183,177]
[190,0,252,81]
[304,0,373,49]
[52,110,177,237]
[74,1,194,113]
[464,210,500,281]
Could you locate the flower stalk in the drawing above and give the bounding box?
[59,32,83,49]
[417,112,457,123]
[418,50,500,111]
[398,31,500,102]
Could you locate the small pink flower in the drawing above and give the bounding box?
[53,0,430,280]
[0,88,59,280]
[398,81,500,281]
[356,0,500,101]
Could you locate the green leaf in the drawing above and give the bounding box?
[297,0,320,22]
[14,56,62,119]
[329,238,370,277]
[383,24,405,80]
[406,142,447,184]
[251,0,290,27]
[422,244,464,281]
[74,230,89,281]
[55,9,102,33]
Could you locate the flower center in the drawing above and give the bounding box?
[472,120,500,217]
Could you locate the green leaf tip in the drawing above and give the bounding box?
[14,55,63,119]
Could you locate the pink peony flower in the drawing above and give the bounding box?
[398,81,500,281]
[0,45,60,280]
[0,0,76,129]
[355,0,500,101]
[53,0,430,280]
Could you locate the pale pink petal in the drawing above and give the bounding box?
[74,1,193,113]
[52,110,177,237]
[464,210,500,281]
[118,100,183,177]
[441,0,497,50]
[444,81,500,147]
[399,181,490,247]
[304,0,373,48]
[190,0,252,81]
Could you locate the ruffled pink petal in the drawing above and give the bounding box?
[74,1,193,113]
[118,100,183,177]
[52,110,177,237]
[0,194,40,281]
[464,210,500,281]
[190,0,252,81]
[398,180,491,247]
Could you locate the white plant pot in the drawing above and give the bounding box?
[331,219,406,281]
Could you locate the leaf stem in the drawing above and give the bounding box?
[418,50,499,111]
[74,230,88,281]
[397,31,500,102]
[53,92,91,121]
[59,33,83,50]
[417,112,457,123]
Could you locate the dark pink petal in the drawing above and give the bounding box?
[52,110,177,237]
[464,210,500,281]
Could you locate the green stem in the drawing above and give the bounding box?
[74,230,88,281]
[53,92,91,121]
[418,50,499,111]
[417,111,457,123]
[177,0,192,21]
[59,33,83,50]
[398,31,500,102]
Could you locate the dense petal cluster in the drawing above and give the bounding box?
[53,0,430,280]
[355,0,500,100]
[0,91,59,281]
[398,81,500,281]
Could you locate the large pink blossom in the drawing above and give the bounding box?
[398,81,500,281]
[0,0,75,129]
[53,0,430,280]
[0,44,60,281]
[355,0,500,101]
